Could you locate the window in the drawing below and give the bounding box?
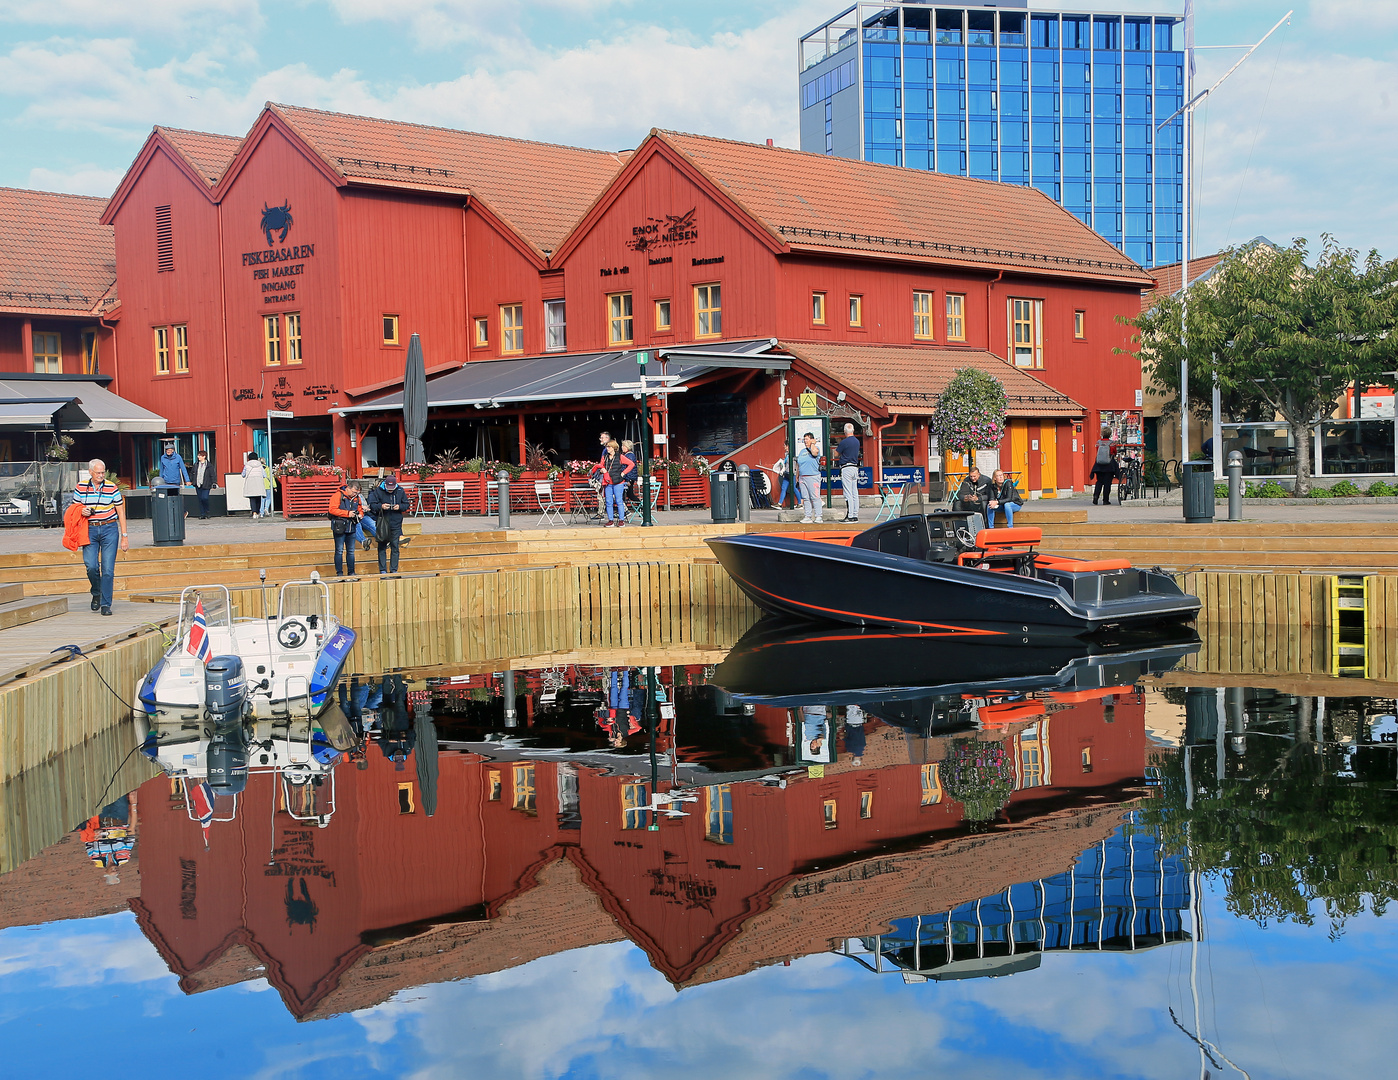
[694,283,721,337]
[705,784,733,844]
[859,790,874,819]
[921,763,943,805]
[382,314,399,346]
[1081,747,1093,773]
[812,291,826,324]
[1019,730,1043,787]
[545,299,566,352]
[173,324,189,373]
[1074,309,1086,338]
[80,329,98,375]
[263,316,281,366]
[1010,298,1044,367]
[655,298,672,332]
[848,295,863,327]
[622,783,648,829]
[823,798,838,829]
[913,290,934,339]
[285,314,302,365]
[32,332,60,374]
[488,769,502,801]
[512,765,536,812]
[500,304,524,353]
[155,204,173,273]
[397,782,416,814]
[474,317,489,346]
[946,294,966,341]
[154,327,170,374]
[608,292,634,345]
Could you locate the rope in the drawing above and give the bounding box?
[1225,21,1289,247]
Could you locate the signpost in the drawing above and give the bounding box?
[266,409,293,473]
[613,353,687,526]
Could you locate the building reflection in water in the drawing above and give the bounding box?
[105,646,1191,1019]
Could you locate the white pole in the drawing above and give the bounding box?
[1180,4,1192,466]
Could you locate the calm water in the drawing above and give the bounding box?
[3,617,1396,1079]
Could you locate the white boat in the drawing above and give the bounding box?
[135,578,356,725]
[133,578,357,805]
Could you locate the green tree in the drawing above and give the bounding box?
[931,367,1008,465]
[1124,237,1398,492]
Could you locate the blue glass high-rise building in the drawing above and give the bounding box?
[798,3,1187,268]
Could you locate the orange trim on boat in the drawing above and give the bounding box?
[738,578,1005,635]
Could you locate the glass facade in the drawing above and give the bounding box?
[799,3,1186,267]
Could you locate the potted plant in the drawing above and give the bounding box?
[274,454,347,517]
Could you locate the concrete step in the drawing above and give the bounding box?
[0,595,67,630]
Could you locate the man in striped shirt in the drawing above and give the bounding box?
[73,458,129,615]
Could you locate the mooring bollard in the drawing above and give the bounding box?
[497,470,510,529]
[1227,450,1243,522]
[737,463,751,522]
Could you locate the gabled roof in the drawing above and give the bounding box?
[781,341,1083,418]
[154,127,243,188]
[266,104,626,256]
[0,188,117,317]
[1142,236,1280,308]
[652,131,1152,286]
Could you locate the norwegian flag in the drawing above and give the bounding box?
[186,599,211,663]
[188,780,215,849]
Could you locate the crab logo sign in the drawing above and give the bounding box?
[260,202,293,247]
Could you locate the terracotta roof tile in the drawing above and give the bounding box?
[0,188,116,316]
[1141,252,1223,308]
[659,131,1152,285]
[155,126,243,187]
[270,104,625,255]
[782,340,1083,417]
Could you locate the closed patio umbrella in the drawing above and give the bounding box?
[414,704,439,817]
[403,333,427,464]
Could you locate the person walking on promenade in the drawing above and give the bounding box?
[591,439,634,527]
[193,449,215,519]
[620,439,639,501]
[156,441,191,493]
[796,432,824,523]
[956,466,992,517]
[242,454,271,520]
[367,474,411,574]
[772,440,800,511]
[73,459,128,616]
[328,479,363,577]
[987,469,1023,527]
[1091,454,1120,506]
[836,423,862,522]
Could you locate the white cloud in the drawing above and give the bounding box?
[27,164,127,196]
[0,0,260,33]
[0,913,172,988]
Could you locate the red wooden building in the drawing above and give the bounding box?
[92,104,1153,494]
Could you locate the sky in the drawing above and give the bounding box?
[1,877,1395,1079]
[0,1,1395,260]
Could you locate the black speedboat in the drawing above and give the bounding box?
[713,615,1201,707]
[706,512,1199,638]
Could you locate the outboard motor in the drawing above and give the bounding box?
[205,655,247,731]
[206,726,249,796]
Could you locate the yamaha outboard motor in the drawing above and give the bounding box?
[204,655,246,730]
[205,656,249,796]
[206,726,250,795]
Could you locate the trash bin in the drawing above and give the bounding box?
[1181,461,1215,524]
[710,470,738,524]
[151,488,186,546]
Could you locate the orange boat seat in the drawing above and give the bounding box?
[975,526,1042,549]
[1033,553,1133,572]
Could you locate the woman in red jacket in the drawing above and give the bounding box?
[590,440,635,527]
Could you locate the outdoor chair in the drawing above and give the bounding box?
[441,479,465,515]
[535,481,567,527]
[626,478,663,524]
[873,482,905,524]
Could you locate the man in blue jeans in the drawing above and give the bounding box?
[73,459,129,615]
[367,474,412,574]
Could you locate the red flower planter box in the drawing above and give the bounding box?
[279,475,345,517]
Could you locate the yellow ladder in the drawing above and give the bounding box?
[1330,575,1371,678]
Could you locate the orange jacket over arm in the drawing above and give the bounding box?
[328,490,354,517]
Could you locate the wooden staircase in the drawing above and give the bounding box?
[1034,522,1398,573]
[0,582,68,629]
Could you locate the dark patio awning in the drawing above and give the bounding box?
[336,339,787,415]
[0,375,167,433]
